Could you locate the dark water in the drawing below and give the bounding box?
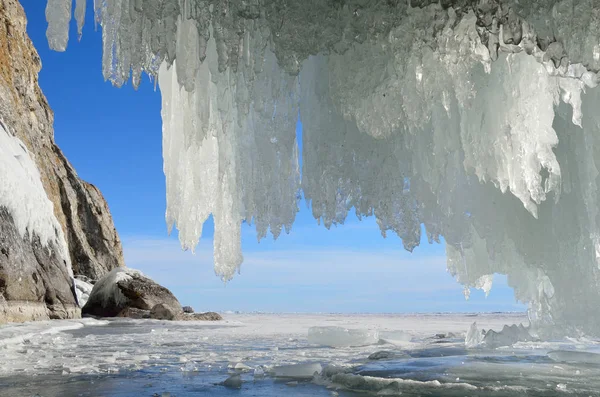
[0,370,358,397]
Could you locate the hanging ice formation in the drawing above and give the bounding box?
[45,0,600,336]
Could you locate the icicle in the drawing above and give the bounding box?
[46,0,72,51]
[75,0,86,40]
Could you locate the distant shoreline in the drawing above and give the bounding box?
[217,311,527,316]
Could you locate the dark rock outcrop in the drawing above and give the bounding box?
[83,268,222,321]
[0,0,125,323]
[0,208,78,321]
[83,268,183,319]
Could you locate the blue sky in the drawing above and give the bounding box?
[21,1,525,313]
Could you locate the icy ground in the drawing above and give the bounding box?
[1,313,600,396]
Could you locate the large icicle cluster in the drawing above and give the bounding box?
[46,0,600,336]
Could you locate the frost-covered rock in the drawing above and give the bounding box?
[74,276,94,307]
[82,268,182,319]
[180,312,223,321]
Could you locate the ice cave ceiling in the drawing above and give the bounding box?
[44,0,600,336]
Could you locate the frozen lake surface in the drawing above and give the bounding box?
[1,313,600,396]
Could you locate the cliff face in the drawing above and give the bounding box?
[0,0,125,322]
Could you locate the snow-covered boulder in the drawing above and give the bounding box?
[82,268,182,320]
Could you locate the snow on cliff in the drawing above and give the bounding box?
[0,120,71,275]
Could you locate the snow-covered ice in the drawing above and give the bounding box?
[379,330,413,346]
[2,312,600,396]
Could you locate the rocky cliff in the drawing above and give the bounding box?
[0,0,125,322]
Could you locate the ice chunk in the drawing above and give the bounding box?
[466,322,534,349]
[483,324,535,348]
[368,351,409,361]
[253,367,265,378]
[233,363,252,371]
[328,373,479,394]
[379,331,412,345]
[181,361,198,372]
[308,327,379,348]
[465,323,484,348]
[270,363,322,379]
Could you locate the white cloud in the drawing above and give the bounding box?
[120,234,525,313]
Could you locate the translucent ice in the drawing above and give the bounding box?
[181,361,198,372]
[308,327,379,348]
[465,323,485,348]
[269,363,322,379]
[483,324,535,348]
[548,350,600,365]
[466,322,534,349]
[45,0,71,51]
[253,367,265,378]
